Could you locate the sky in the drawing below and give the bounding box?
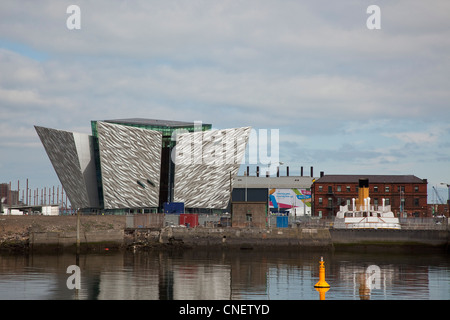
[1,0,449,203]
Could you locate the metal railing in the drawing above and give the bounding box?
[126,213,164,229]
[398,217,449,230]
[269,215,334,228]
[270,215,449,230]
[126,213,449,231]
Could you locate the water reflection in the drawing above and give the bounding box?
[0,250,449,300]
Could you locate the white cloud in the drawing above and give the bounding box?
[0,124,40,148]
[1,0,450,189]
[384,125,450,145]
[387,131,438,145]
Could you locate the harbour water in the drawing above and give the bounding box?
[0,249,449,300]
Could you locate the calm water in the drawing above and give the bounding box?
[0,249,449,300]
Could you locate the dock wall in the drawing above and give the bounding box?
[0,215,448,251]
[157,227,449,250]
[160,227,332,248]
[0,215,126,251]
[330,229,449,247]
[31,229,124,247]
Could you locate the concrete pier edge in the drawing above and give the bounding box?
[0,215,448,253]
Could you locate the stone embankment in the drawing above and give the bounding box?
[0,215,126,252]
[0,215,449,252]
[158,226,332,249]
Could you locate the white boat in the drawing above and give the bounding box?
[334,197,401,229]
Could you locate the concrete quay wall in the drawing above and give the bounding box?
[0,215,448,251]
[330,229,449,247]
[160,227,449,250]
[31,229,124,246]
[161,227,332,249]
[0,215,126,251]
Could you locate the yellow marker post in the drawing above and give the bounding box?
[314,257,330,300]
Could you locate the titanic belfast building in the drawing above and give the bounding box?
[35,118,251,213]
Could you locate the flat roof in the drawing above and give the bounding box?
[315,174,426,184]
[234,176,315,188]
[102,118,212,128]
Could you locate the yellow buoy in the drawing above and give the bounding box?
[315,286,329,300]
[314,257,330,288]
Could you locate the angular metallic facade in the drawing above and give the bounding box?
[34,126,99,208]
[36,119,251,212]
[173,127,251,209]
[96,121,162,209]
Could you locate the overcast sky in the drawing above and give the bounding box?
[1,0,449,202]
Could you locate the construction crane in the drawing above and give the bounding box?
[432,186,445,204]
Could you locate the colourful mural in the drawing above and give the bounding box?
[269,188,311,209]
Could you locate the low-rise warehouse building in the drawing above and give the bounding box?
[231,172,316,227]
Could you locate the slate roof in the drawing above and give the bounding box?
[315,175,426,184]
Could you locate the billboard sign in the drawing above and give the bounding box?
[269,188,311,215]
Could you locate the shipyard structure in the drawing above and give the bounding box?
[35,118,251,214]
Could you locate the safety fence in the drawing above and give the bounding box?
[126,213,448,231]
[399,217,449,230]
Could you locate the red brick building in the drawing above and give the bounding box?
[312,175,428,218]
